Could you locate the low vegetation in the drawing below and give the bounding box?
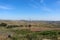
[0,21,60,40]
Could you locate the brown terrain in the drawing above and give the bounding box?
[0,20,60,31]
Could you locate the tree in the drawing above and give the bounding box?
[28,24,31,30]
[28,24,31,27]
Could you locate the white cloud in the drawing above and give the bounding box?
[41,6,53,12]
[28,3,38,8]
[32,5,39,8]
[28,0,53,13]
[40,0,44,3]
[0,5,13,10]
[30,0,46,8]
[56,0,60,5]
[40,0,54,13]
[28,0,41,8]
[57,1,60,4]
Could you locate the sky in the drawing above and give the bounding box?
[0,0,60,21]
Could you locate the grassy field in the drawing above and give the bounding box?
[0,20,60,40]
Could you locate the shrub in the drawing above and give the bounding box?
[7,25,19,28]
[40,31,57,36]
[20,25,23,27]
[0,23,7,27]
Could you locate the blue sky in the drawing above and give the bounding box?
[0,0,60,20]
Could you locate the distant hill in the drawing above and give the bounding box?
[0,20,60,28]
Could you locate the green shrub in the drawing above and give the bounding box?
[20,25,23,27]
[0,23,7,27]
[7,25,19,28]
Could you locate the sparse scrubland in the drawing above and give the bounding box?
[0,20,60,40]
